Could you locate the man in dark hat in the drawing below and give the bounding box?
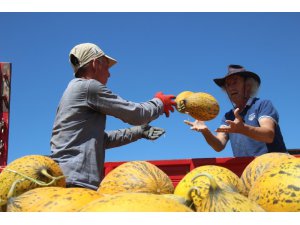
[183,64,287,157]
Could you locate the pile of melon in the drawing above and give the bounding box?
[0,152,299,212]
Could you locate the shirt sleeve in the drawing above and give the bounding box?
[86,79,164,125]
[257,100,279,123]
[103,126,143,149]
[220,111,233,127]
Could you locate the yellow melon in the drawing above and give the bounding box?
[174,165,245,202]
[97,161,174,195]
[248,158,300,212]
[190,173,264,212]
[240,152,295,196]
[175,91,194,113]
[80,192,193,212]
[7,186,104,212]
[184,92,220,121]
[0,155,65,210]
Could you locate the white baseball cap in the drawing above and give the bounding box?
[69,43,117,75]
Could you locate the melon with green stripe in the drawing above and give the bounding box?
[80,192,193,212]
[97,161,174,195]
[248,157,300,212]
[0,155,66,211]
[240,152,295,196]
[174,165,246,203]
[7,186,103,212]
[183,92,220,121]
[190,173,264,212]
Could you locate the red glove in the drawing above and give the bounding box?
[155,92,176,117]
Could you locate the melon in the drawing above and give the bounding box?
[174,165,245,202]
[162,193,192,208]
[80,192,193,212]
[0,155,66,210]
[183,92,219,121]
[7,187,103,212]
[175,91,194,113]
[240,152,295,196]
[190,173,264,212]
[248,158,300,212]
[97,161,174,195]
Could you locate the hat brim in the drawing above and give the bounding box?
[213,71,261,87]
[104,55,117,68]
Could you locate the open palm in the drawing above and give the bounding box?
[184,119,208,132]
[216,108,244,133]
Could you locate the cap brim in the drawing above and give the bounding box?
[105,55,117,68]
[214,71,261,87]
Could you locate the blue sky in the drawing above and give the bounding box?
[1,12,300,164]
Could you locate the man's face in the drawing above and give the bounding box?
[96,57,110,85]
[224,75,246,103]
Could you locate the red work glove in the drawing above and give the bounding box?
[155,92,176,117]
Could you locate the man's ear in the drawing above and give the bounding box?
[91,59,99,72]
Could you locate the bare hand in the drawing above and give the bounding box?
[184,119,208,132]
[215,108,245,133]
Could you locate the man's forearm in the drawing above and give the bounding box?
[240,124,275,143]
[201,129,225,152]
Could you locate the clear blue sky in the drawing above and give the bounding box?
[1,12,300,164]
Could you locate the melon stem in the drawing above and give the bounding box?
[192,172,219,191]
[6,178,26,199]
[4,168,65,187]
[187,172,220,205]
[41,168,54,179]
[187,186,202,199]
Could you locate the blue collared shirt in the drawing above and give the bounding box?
[221,97,287,157]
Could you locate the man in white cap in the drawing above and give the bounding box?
[181,64,287,157]
[50,43,176,190]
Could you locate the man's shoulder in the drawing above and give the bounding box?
[69,78,106,90]
[86,79,108,92]
[252,98,274,108]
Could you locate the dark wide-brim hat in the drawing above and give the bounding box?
[213,64,261,88]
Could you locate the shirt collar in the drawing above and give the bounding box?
[246,97,255,106]
[232,97,256,112]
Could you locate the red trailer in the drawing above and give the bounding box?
[0,62,11,173]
